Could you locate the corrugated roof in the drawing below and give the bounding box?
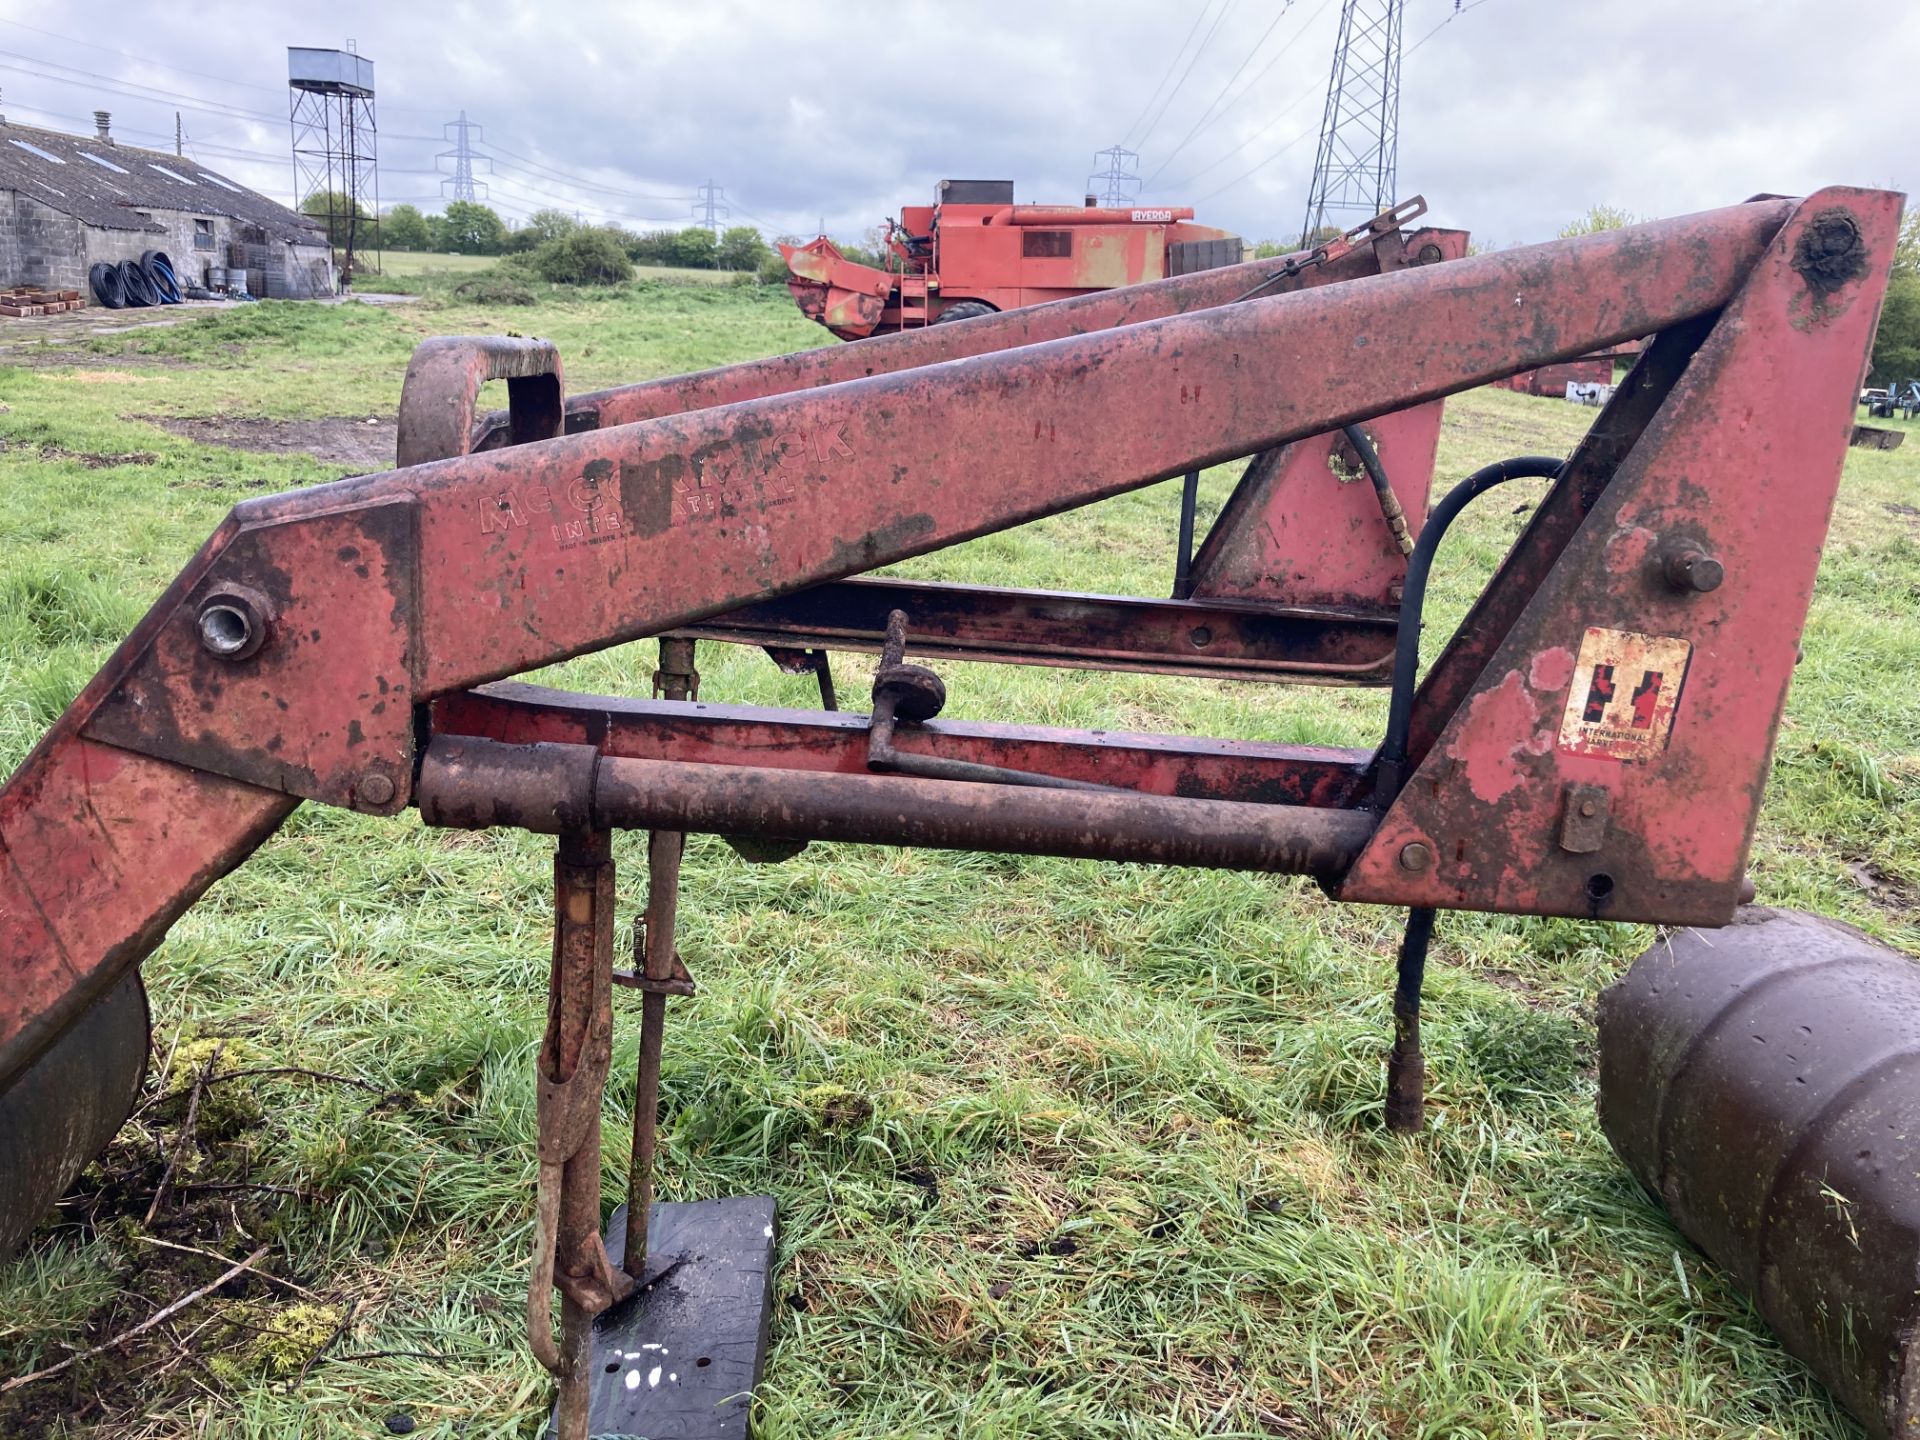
[0,121,325,244]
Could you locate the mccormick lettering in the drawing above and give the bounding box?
[673,424,857,522]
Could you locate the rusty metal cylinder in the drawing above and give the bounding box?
[416,735,1376,878]
[1598,908,1920,1439]
[0,972,149,1258]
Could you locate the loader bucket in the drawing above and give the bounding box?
[778,236,893,339]
[1598,908,1920,1439]
[1851,423,1907,450]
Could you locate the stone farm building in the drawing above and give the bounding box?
[0,111,332,299]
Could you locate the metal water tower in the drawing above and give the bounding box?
[288,45,379,288]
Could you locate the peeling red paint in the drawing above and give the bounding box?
[1528,645,1575,692]
[1449,670,1540,804]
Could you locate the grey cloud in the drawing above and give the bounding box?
[1,0,1913,248]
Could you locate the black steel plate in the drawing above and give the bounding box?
[547,1196,777,1440]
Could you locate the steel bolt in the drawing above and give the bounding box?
[1662,548,1724,594]
[357,772,396,807]
[1399,841,1434,873]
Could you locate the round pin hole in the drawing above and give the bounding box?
[604,1362,620,1374]
[1586,873,1615,903]
[696,1357,711,1368]
[198,603,253,657]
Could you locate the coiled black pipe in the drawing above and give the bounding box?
[142,250,182,304]
[1374,454,1568,804]
[117,258,158,308]
[88,260,125,309]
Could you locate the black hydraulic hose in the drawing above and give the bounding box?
[1172,468,1200,598]
[1341,424,1414,557]
[1374,454,1567,805]
[1384,904,1435,1132]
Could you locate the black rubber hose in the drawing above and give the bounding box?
[117,258,157,308]
[143,251,182,303]
[1374,455,1568,804]
[1341,424,1414,556]
[146,259,180,304]
[88,260,125,309]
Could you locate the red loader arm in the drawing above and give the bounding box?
[0,191,1899,1098]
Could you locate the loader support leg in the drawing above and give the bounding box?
[625,638,698,1278]
[1385,906,1434,1133]
[534,829,632,1440]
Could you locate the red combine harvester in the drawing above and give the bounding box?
[779,177,1246,338]
[3,188,1919,1440]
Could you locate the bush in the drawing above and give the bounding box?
[451,272,537,306]
[530,228,634,286]
[757,248,792,286]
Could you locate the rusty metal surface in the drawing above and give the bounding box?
[484,225,1466,443]
[1341,189,1902,925]
[0,970,147,1257]
[0,194,1852,1095]
[1598,909,1920,1440]
[417,735,1376,875]
[398,335,564,469]
[676,577,1398,683]
[624,636,694,1280]
[529,829,632,1439]
[432,683,1373,807]
[1186,406,1444,611]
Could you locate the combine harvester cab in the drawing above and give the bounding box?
[780,177,1245,339]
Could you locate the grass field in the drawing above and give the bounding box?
[370,250,747,286]
[0,278,1915,1439]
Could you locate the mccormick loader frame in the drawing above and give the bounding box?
[0,188,1902,1436]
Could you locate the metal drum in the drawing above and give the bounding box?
[1598,908,1920,1439]
[0,973,149,1258]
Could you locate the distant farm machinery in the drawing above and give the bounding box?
[2,189,1915,1437]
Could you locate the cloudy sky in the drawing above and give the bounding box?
[0,0,1915,250]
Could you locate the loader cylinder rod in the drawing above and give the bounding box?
[415,736,1376,877]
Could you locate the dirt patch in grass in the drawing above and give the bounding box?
[0,439,156,469]
[0,1054,328,1438]
[139,414,398,474]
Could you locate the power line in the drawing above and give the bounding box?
[1134,0,1238,153]
[1142,0,1335,191]
[1141,0,1299,189]
[0,18,455,114]
[1151,68,1323,195]
[1192,120,1317,205]
[1405,0,1496,57]
[480,138,691,203]
[0,19,282,94]
[1120,6,1215,148]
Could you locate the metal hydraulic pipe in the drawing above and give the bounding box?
[416,736,1376,877]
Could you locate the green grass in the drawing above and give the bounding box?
[370,250,748,286]
[0,286,1914,1438]
[372,250,502,276]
